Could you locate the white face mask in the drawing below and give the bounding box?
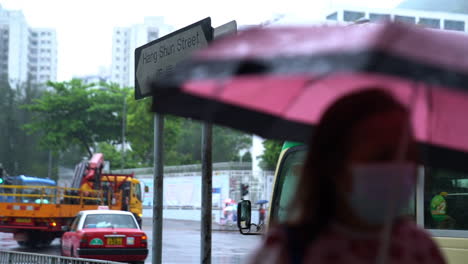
[347,162,417,226]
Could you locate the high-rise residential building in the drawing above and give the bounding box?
[0,4,57,88]
[111,17,173,88]
[0,4,29,86]
[326,6,468,32]
[29,28,58,85]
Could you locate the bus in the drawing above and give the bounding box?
[237,142,468,264]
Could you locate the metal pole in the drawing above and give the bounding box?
[153,113,164,264]
[200,21,236,264]
[122,95,127,170]
[201,122,212,264]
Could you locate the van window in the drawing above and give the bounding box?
[425,168,468,231]
[271,148,306,223]
[271,147,416,224]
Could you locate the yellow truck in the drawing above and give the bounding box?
[0,153,145,247]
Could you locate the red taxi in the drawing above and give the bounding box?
[61,209,148,264]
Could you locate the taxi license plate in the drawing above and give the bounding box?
[15,218,31,223]
[106,237,123,246]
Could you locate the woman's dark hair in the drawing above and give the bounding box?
[287,88,409,244]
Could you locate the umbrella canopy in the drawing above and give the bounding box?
[151,22,468,173]
[223,198,236,204]
[256,200,269,205]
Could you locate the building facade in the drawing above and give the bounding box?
[110,17,173,88]
[29,28,58,86]
[0,4,57,88]
[326,6,468,32]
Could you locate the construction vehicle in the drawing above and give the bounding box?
[0,153,145,247]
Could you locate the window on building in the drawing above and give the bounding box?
[419,18,441,29]
[394,15,416,24]
[369,13,391,22]
[343,11,366,22]
[116,57,120,61]
[116,30,120,35]
[326,12,338,21]
[116,39,120,43]
[444,20,465,31]
[116,66,120,70]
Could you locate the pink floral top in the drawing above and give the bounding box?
[248,220,446,264]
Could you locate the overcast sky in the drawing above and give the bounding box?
[2,0,403,81]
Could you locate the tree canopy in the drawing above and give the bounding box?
[0,77,51,177]
[23,79,125,157]
[258,139,283,171]
[23,79,253,170]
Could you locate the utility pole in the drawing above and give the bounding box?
[122,95,127,170]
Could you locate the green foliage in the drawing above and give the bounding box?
[259,139,283,171]
[23,80,125,157]
[22,79,253,170]
[127,94,252,165]
[97,142,140,170]
[242,151,252,162]
[0,77,52,178]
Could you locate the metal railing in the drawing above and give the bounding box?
[0,250,121,264]
[0,185,104,205]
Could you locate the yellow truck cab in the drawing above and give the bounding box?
[237,142,468,263]
[100,174,145,226]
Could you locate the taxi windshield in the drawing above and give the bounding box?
[83,214,137,229]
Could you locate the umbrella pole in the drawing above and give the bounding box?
[201,122,213,264]
[153,113,164,264]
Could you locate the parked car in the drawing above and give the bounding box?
[61,209,148,264]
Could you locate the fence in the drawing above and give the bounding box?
[0,250,121,264]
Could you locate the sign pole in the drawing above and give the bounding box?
[200,20,237,264]
[135,18,213,264]
[201,123,212,264]
[153,113,164,264]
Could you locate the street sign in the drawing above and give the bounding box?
[134,17,213,99]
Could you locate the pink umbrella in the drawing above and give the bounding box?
[223,198,236,204]
[150,22,468,173]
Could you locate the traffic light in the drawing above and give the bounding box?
[0,167,4,184]
[241,183,249,197]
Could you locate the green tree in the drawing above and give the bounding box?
[127,93,252,166]
[97,142,141,170]
[126,95,184,166]
[23,79,124,157]
[259,139,283,170]
[0,77,51,177]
